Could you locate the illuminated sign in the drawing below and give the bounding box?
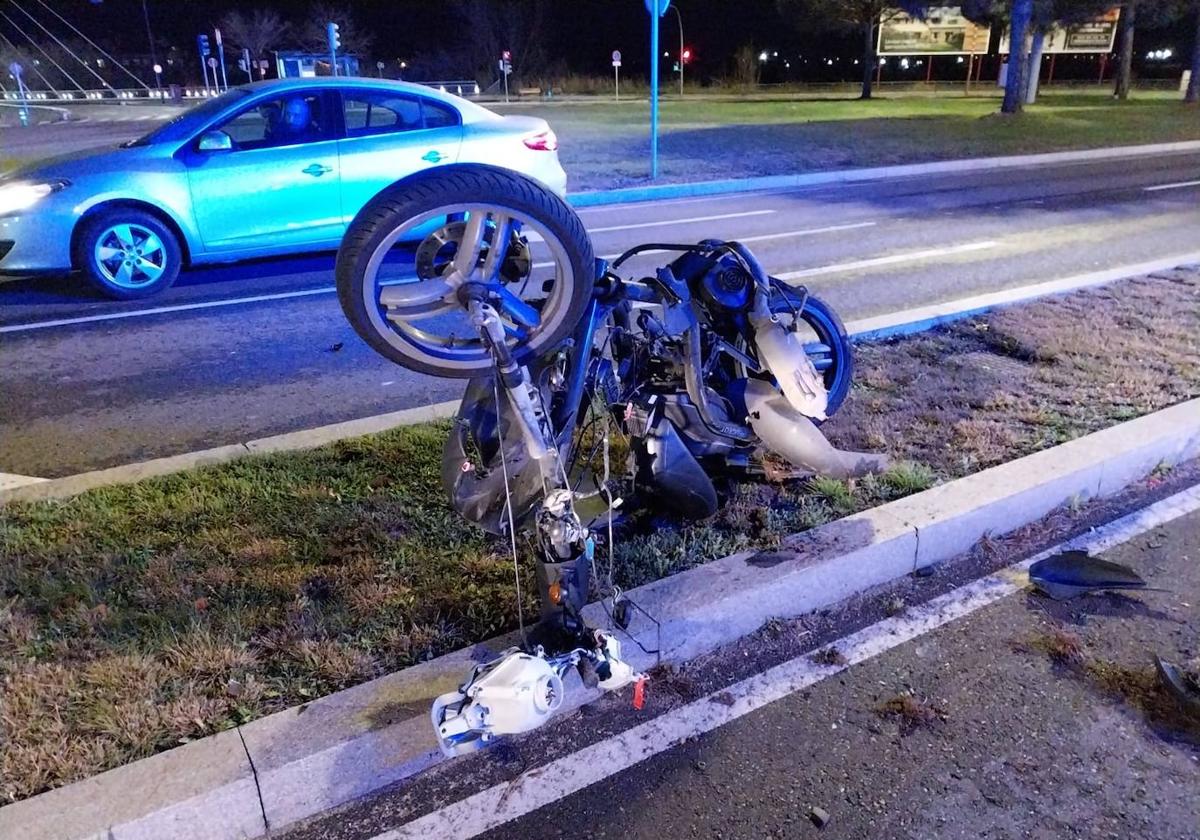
[999,9,1120,54]
[878,7,991,56]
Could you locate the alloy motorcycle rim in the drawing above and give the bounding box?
[358,203,579,375]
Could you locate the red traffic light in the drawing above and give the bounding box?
[682,49,692,62]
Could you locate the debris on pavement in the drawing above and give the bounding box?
[1028,549,1150,600]
[807,805,831,828]
[1155,656,1200,718]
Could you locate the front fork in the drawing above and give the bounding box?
[431,292,642,756]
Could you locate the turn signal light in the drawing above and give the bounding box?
[523,129,559,152]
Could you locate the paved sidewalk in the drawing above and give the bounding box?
[485,510,1200,840]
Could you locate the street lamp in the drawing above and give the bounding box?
[666,4,684,96]
[141,0,158,70]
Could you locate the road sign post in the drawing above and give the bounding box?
[645,0,670,179]
[197,33,211,94]
[612,50,622,100]
[215,28,228,92]
[501,51,512,103]
[9,62,29,127]
[327,22,341,77]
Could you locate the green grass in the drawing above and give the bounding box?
[494,92,1200,190]
[2,268,1199,802]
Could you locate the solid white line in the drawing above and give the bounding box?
[589,209,775,233]
[0,287,333,334]
[374,484,1200,840]
[844,249,1200,336]
[530,220,880,270]
[1144,179,1200,192]
[777,240,997,280]
[0,221,870,334]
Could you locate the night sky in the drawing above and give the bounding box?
[16,1,1198,83]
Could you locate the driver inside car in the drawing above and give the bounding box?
[266,96,319,145]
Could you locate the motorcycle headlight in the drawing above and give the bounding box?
[0,179,70,216]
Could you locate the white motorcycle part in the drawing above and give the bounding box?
[596,633,641,692]
[743,379,889,478]
[432,650,564,757]
[747,306,830,421]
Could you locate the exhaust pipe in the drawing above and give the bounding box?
[743,380,889,478]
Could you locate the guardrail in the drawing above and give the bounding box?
[1,79,483,103]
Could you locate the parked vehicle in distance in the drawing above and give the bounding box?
[0,78,566,299]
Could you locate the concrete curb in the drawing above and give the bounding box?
[3,253,1197,507]
[3,397,1198,840]
[566,140,1200,207]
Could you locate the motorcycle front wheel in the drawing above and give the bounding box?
[337,165,596,379]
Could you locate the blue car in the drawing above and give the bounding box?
[0,78,566,299]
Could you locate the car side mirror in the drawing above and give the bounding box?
[197,130,233,153]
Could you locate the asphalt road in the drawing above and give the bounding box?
[478,507,1200,840]
[2,150,1199,478]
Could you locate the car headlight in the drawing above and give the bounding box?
[0,179,70,216]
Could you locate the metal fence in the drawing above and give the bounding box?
[1,79,483,103]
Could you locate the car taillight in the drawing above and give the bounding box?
[523,129,558,152]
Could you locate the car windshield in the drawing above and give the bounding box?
[124,88,253,147]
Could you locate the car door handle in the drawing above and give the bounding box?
[421,150,446,164]
[302,164,333,177]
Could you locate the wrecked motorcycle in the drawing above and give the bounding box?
[336,164,887,756]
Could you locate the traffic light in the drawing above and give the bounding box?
[197,34,210,57]
[327,22,341,53]
[682,48,692,63]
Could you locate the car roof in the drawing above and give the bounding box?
[237,77,496,122]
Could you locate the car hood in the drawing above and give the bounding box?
[2,144,152,184]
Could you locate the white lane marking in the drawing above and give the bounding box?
[0,472,48,491]
[777,240,997,280]
[0,288,333,334]
[529,220,878,270]
[1144,179,1200,192]
[1,222,871,334]
[373,484,1200,840]
[589,209,775,234]
[843,249,1200,336]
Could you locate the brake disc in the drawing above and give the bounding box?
[415,220,532,283]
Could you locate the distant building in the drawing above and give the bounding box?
[275,51,359,79]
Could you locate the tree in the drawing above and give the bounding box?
[219,9,291,66]
[732,44,762,87]
[1188,1,1200,103]
[1003,0,1034,112]
[777,0,928,99]
[446,1,551,83]
[299,2,375,58]
[1111,0,1180,99]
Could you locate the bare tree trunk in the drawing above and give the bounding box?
[1002,0,1033,113]
[1114,0,1136,100]
[1023,28,1046,104]
[861,21,876,99]
[1187,3,1200,103]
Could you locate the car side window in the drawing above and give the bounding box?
[210,92,333,151]
[343,91,461,138]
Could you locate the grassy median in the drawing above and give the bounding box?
[2,268,1199,802]
[507,93,1200,189]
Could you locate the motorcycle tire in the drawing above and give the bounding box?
[337,164,595,379]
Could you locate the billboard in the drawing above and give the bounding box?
[999,9,1120,54]
[878,7,991,56]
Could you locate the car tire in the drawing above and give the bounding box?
[73,208,182,300]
